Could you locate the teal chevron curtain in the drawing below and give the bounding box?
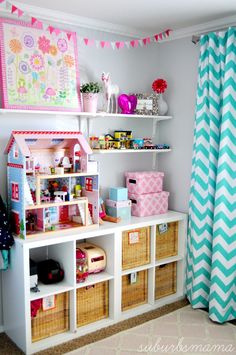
[186,27,236,323]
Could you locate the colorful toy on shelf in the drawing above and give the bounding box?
[77,242,106,274]
[118,94,137,114]
[99,196,121,223]
[101,72,119,113]
[76,248,89,283]
[5,131,99,239]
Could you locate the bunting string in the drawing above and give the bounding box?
[0,0,172,49]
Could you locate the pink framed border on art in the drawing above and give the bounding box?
[0,17,82,112]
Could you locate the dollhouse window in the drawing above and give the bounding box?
[13,145,19,159]
[11,182,19,201]
[85,178,93,192]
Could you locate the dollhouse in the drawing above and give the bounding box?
[5,131,99,238]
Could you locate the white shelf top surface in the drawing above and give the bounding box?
[16,210,187,249]
[76,271,113,289]
[0,108,172,120]
[92,149,171,154]
[30,281,73,301]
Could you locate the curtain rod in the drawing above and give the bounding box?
[192,25,236,44]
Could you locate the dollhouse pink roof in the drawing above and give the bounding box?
[5,131,92,156]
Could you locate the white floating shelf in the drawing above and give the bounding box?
[92,149,171,154]
[30,281,74,301]
[76,271,114,289]
[0,108,172,120]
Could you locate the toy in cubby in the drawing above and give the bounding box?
[5,131,99,238]
[125,171,169,217]
[105,187,131,221]
[76,242,106,283]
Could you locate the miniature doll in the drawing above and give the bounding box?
[99,197,121,224]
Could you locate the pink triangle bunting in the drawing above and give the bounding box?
[154,34,159,42]
[100,41,106,48]
[54,28,61,36]
[11,4,17,13]
[143,37,151,45]
[67,33,72,41]
[37,20,43,29]
[31,17,37,25]
[166,29,171,36]
[159,33,163,40]
[17,8,24,17]
[130,39,139,48]
[47,26,54,34]
[88,39,94,47]
[115,42,124,49]
[84,38,89,46]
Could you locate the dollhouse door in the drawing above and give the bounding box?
[11,211,20,235]
[59,206,69,223]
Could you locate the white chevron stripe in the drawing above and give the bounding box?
[209,282,236,300]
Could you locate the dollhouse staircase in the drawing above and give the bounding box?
[24,180,34,206]
[78,204,93,225]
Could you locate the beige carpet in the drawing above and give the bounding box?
[0,299,188,355]
[1,298,236,355]
[65,304,236,355]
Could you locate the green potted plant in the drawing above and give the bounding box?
[80,82,100,113]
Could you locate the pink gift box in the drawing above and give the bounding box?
[125,171,164,195]
[129,191,169,217]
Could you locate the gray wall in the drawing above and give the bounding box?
[157,37,199,212]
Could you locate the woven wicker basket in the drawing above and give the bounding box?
[31,292,69,342]
[122,227,150,270]
[155,262,177,299]
[77,281,109,327]
[122,269,148,311]
[156,222,178,260]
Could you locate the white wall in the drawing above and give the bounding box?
[157,37,199,212]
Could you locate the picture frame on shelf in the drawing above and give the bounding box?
[134,93,159,115]
[0,17,81,111]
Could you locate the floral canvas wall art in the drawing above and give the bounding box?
[0,18,81,111]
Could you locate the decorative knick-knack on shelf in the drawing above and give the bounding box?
[80,82,100,113]
[152,78,168,115]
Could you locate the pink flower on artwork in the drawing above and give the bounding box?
[30,54,44,71]
[38,35,50,54]
[57,38,68,53]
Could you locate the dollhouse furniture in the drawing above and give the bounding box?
[5,131,99,238]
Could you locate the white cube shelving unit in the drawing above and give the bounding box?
[2,210,187,354]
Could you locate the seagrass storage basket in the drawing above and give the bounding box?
[122,227,150,270]
[122,269,148,311]
[156,222,178,260]
[31,292,69,342]
[155,262,177,299]
[76,281,109,327]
